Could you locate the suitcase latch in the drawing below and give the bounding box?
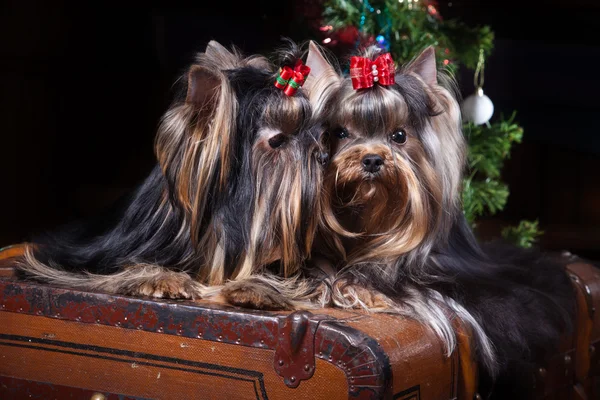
[274,311,319,388]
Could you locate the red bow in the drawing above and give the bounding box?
[274,60,311,96]
[350,53,395,90]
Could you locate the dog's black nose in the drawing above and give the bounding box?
[362,154,384,173]
[317,151,329,165]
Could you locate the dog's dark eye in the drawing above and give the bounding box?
[334,127,349,139]
[268,134,287,149]
[391,130,407,144]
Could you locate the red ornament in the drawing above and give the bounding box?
[426,3,443,20]
[337,25,359,45]
[349,53,395,90]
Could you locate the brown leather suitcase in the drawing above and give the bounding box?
[0,246,464,400]
[0,245,598,400]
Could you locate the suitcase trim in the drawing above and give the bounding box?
[0,274,392,399]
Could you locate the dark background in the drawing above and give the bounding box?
[1,1,599,259]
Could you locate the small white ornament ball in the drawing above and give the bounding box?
[462,88,494,125]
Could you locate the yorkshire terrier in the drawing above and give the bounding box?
[303,42,576,397]
[17,40,323,310]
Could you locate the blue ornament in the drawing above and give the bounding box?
[375,34,389,51]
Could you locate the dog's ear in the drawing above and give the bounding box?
[186,41,236,107]
[407,46,437,86]
[304,41,340,110]
[204,40,241,69]
[306,41,336,82]
[186,65,221,108]
[204,40,269,70]
[157,49,237,252]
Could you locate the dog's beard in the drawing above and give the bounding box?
[321,147,434,264]
[329,173,396,234]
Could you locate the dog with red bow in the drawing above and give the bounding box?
[302,41,576,397]
[17,40,324,310]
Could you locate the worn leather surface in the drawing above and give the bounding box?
[0,312,347,400]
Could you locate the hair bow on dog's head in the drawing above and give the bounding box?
[350,53,395,90]
[274,60,311,96]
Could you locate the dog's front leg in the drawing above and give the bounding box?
[330,278,392,311]
[220,270,328,311]
[221,276,296,310]
[118,264,206,300]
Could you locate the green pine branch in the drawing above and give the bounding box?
[502,220,544,249]
[462,114,535,247]
[462,177,509,225]
[464,113,523,179]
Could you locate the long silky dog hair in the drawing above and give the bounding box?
[17,40,323,309]
[303,41,575,395]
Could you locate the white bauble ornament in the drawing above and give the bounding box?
[462,88,494,125]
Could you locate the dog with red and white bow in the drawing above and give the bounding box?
[300,42,576,398]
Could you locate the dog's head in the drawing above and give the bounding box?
[305,42,465,265]
[156,41,323,284]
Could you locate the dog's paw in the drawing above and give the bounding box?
[131,271,201,300]
[332,279,390,310]
[303,280,333,307]
[221,280,292,310]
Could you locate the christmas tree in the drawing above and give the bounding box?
[300,0,542,248]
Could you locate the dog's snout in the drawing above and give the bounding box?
[362,154,384,173]
[317,151,329,165]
